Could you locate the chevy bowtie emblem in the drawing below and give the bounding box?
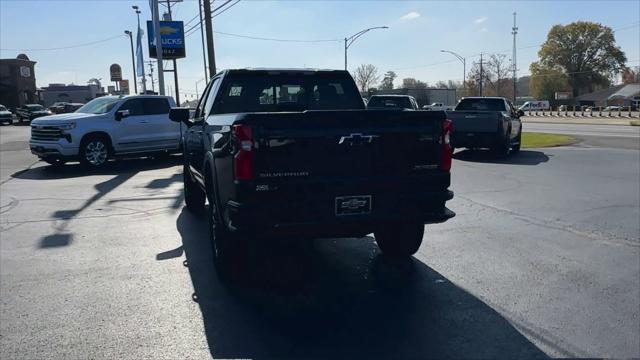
[338,133,379,145]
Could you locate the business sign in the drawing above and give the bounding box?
[110,64,122,82]
[119,79,130,95]
[147,21,185,59]
[19,66,31,78]
[107,85,116,94]
[555,91,571,100]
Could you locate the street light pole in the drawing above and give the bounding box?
[124,30,137,94]
[132,6,147,92]
[344,26,389,71]
[440,49,466,95]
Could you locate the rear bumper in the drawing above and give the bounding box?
[451,132,501,149]
[224,189,455,238]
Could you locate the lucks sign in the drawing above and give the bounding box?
[110,64,122,82]
[147,21,185,59]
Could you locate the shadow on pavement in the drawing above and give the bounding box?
[11,155,182,181]
[454,149,550,165]
[40,233,73,248]
[175,208,548,359]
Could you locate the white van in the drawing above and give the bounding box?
[519,100,550,111]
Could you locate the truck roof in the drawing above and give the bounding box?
[223,68,348,74]
[100,94,175,100]
[460,96,509,100]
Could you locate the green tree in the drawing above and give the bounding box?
[529,62,571,101]
[536,21,627,97]
[380,71,397,90]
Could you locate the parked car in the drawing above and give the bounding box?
[64,103,84,113]
[16,104,51,122]
[448,97,523,156]
[422,102,453,111]
[558,105,567,111]
[603,106,621,111]
[367,95,419,110]
[29,95,180,167]
[171,68,455,275]
[0,104,13,125]
[48,102,69,114]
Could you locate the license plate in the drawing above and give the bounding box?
[335,195,372,216]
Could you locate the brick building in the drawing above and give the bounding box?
[0,54,38,111]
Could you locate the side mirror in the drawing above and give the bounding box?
[517,110,524,118]
[169,107,191,124]
[115,109,130,121]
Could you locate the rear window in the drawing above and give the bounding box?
[368,96,412,109]
[455,98,506,111]
[215,72,363,114]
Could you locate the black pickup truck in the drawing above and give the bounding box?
[170,69,455,274]
[448,97,523,156]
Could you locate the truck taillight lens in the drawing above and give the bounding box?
[233,125,254,181]
[441,119,453,172]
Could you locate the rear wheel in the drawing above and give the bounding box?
[208,194,247,281]
[491,135,510,158]
[183,163,205,213]
[375,222,424,258]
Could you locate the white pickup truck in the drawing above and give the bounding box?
[422,102,454,111]
[29,95,181,167]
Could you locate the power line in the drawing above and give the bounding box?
[185,0,240,37]
[0,34,125,52]
[212,0,239,17]
[212,30,341,43]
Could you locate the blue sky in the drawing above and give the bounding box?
[1,0,638,101]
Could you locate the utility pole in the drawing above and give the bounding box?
[151,0,165,95]
[202,0,216,77]
[512,12,518,104]
[198,0,208,82]
[124,30,137,94]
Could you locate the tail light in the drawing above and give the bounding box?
[233,124,254,180]
[441,119,453,172]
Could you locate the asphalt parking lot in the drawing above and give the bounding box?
[1,123,639,358]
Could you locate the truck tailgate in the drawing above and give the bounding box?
[448,111,501,132]
[243,109,446,179]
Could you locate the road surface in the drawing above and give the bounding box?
[1,124,638,358]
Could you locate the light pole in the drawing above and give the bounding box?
[124,31,137,94]
[195,78,206,99]
[441,50,466,96]
[132,5,147,92]
[344,26,388,71]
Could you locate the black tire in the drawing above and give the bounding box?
[208,193,248,281]
[491,135,510,158]
[512,130,522,153]
[79,135,111,168]
[43,158,66,167]
[374,222,425,258]
[183,163,205,213]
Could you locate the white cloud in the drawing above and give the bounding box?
[400,11,420,21]
[474,16,488,24]
[480,27,488,33]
